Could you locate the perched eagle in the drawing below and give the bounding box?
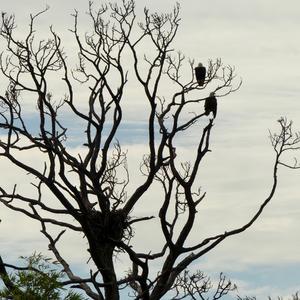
[194,62,206,86]
[204,92,217,118]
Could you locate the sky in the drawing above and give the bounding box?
[0,0,300,299]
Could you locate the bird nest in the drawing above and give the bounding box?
[88,209,131,244]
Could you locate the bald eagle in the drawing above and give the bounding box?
[204,92,217,118]
[194,63,206,86]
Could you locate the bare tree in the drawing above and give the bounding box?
[0,1,299,300]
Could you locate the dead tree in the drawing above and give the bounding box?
[0,1,299,300]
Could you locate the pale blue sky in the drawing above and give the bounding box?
[0,0,300,298]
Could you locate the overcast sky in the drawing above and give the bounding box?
[0,0,300,298]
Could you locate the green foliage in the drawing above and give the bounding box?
[0,253,85,300]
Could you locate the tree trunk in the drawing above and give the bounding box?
[82,213,121,300]
[87,238,119,300]
[150,252,177,300]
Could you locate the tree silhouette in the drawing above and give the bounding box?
[0,1,299,299]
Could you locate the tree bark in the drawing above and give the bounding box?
[82,213,121,300]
